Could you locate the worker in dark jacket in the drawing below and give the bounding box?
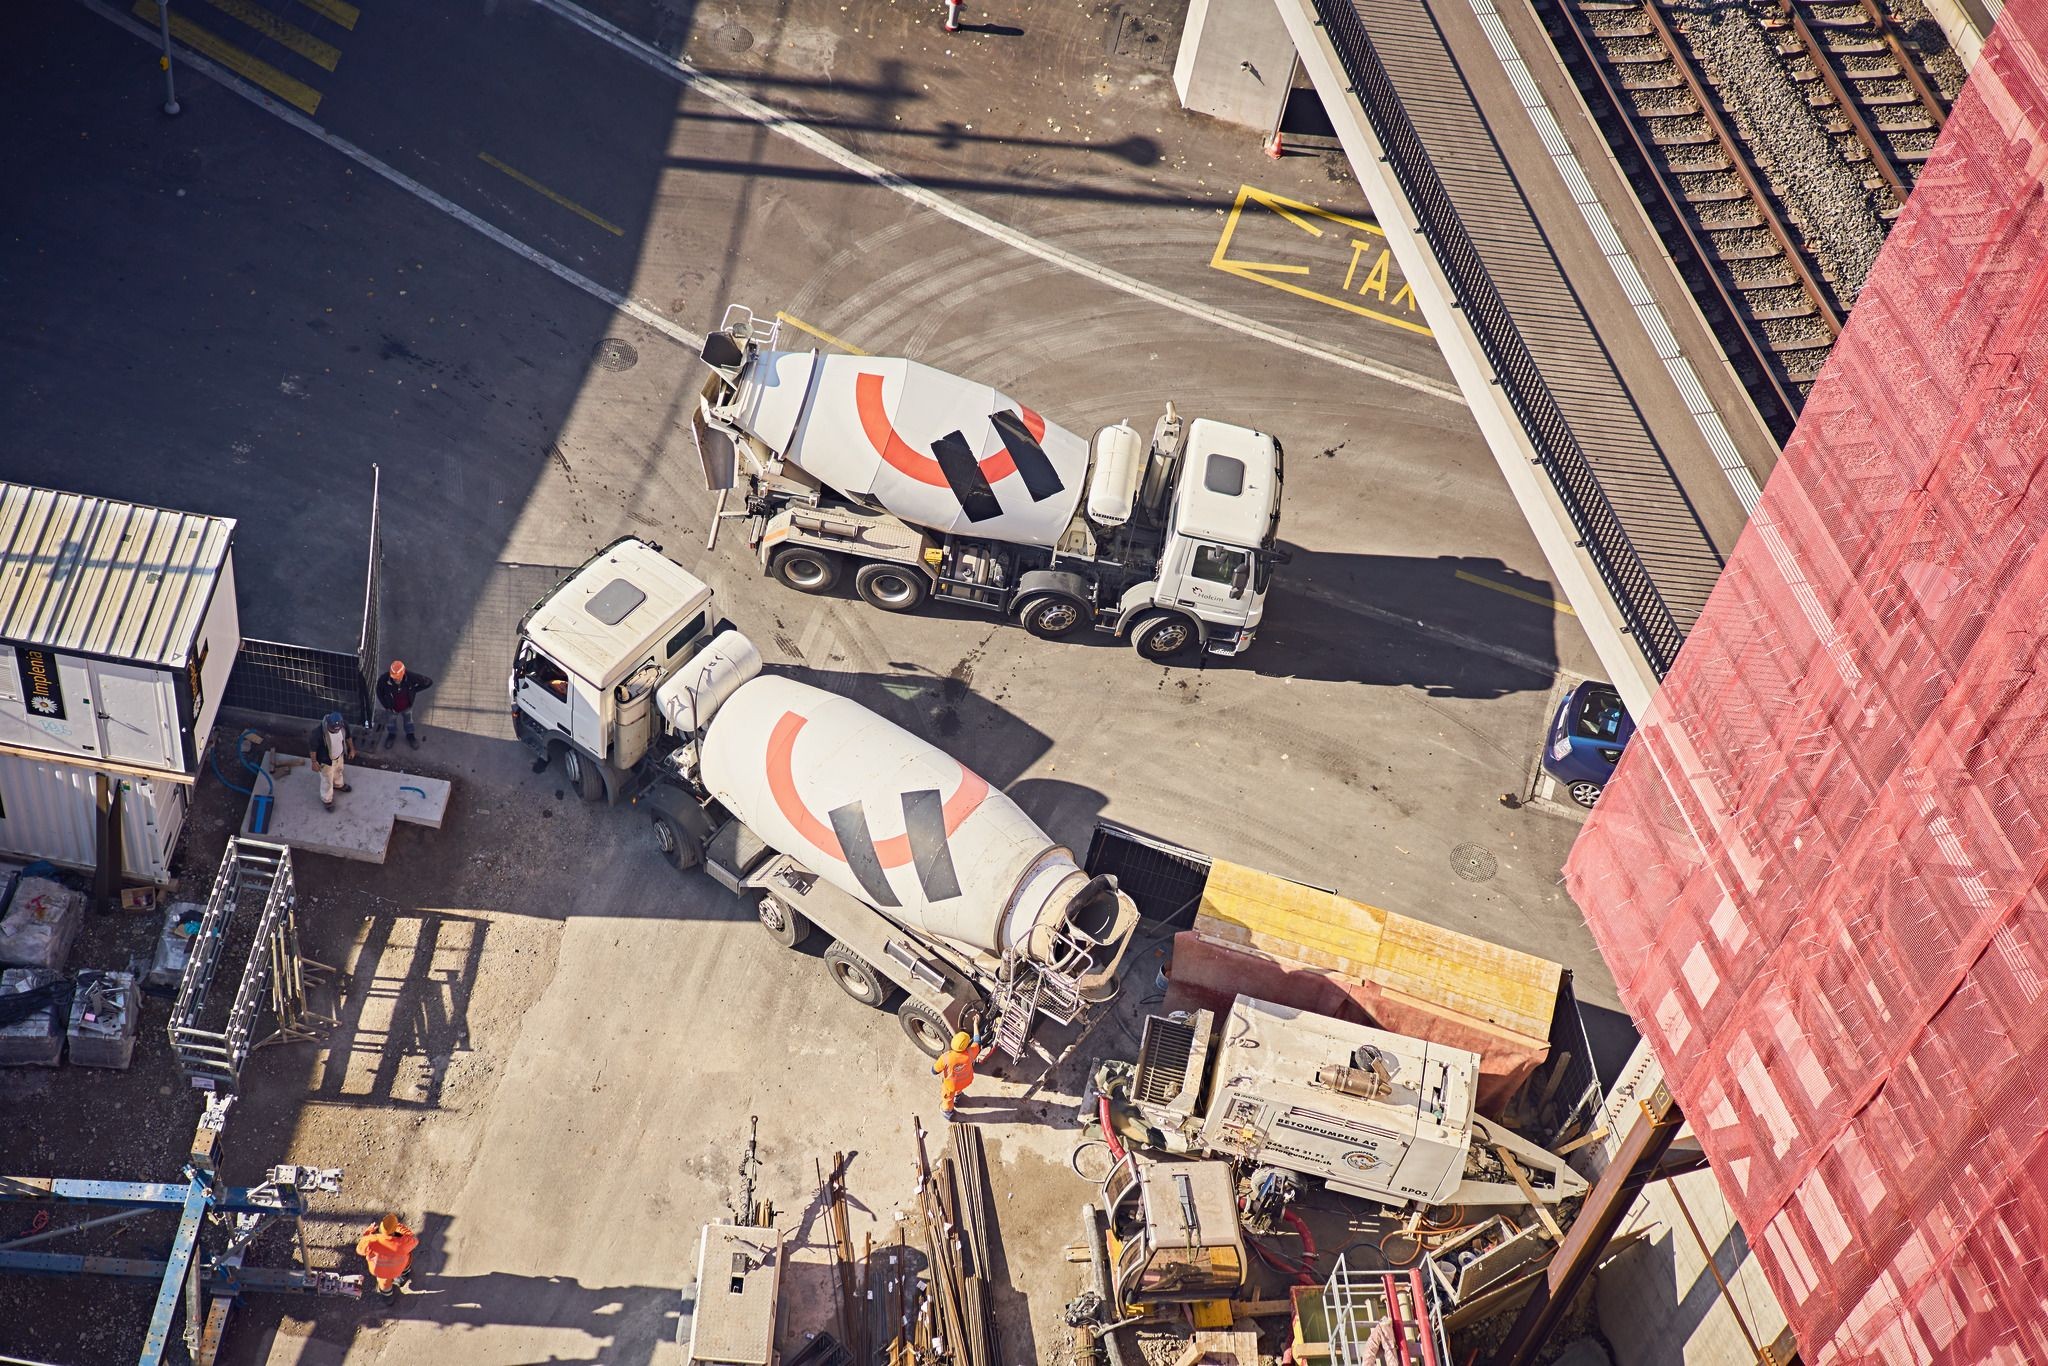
[307,712,355,811]
[375,659,433,750]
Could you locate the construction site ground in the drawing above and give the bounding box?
[4,0,1635,1360]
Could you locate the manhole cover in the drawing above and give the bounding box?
[1450,843,1497,883]
[714,23,754,51]
[594,338,638,373]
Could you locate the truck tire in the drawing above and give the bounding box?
[562,746,605,801]
[897,998,953,1059]
[650,814,702,871]
[1130,611,1198,662]
[824,941,890,1008]
[1018,594,1085,639]
[758,894,811,949]
[770,546,842,594]
[854,563,928,613]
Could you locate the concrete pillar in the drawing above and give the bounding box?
[1173,0,1295,131]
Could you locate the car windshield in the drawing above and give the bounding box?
[1575,687,1628,742]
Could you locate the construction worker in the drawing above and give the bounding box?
[935,1027,990,1120]
[306,712,355,811]
[355,1213,417,1299]
[375,658,434,750]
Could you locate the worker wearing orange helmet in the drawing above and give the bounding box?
[934,1024,993,1121]
[355,1213,418,1299]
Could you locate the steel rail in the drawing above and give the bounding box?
[1779,1,1914,204]
[1541,0,1805,432]
[1640,0,1846,339]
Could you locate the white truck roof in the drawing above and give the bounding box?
[525,539,712,689]
[1171,420,1280,548]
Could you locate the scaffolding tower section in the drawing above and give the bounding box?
[168,838,337,1089]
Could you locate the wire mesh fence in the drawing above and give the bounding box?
[220,466,382,729]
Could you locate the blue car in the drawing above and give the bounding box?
[1543,681,1634,808]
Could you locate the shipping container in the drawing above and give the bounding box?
[0,484,239,780]
[0,752,188,884]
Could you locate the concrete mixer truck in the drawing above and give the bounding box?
[512,536,1140,1059]
[689,307,1288,662]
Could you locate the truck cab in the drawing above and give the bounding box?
[1137,419,1284,659]
[511,537,719,802]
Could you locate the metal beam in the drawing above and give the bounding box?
[0,1177,313,1214]
[141,1179,210,1366]
[1489,1083,1685,1366]
[0,1251,341,1295]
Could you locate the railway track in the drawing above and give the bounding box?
[1539,0,1953,437]
[1765,0,1949,214]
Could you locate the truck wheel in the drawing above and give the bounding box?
[1131,612,1198,662]
[1018,595,1085,639]
[758,894,811,949]
[897,998,953,1059]
[770,546,842,594]
[824,941,890,1008]
[650,815,701,870]
[854,563,928,613]
[562,747,605,801]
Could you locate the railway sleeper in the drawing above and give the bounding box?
[1717,243,1793,261]
[1624,75,1687,90]
[1747,304,1819,321]
[1682,186,1752,203]
[1770,335,1836,355]
[1700,211,1766,230]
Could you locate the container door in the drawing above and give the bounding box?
[120,779,187,884]
[93,663,176,771]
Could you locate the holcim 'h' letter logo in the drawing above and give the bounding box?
[765,710,988,905]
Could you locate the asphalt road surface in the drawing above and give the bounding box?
[0,0,1627,1359]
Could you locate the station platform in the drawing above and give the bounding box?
[1275,0,1786,707]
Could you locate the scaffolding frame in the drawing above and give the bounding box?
[1327,1253,1453,1366]
[0,1095,360,1365]
[168,838,337,1088]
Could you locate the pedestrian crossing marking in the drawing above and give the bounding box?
[203,0,342,70]
[132,0,324,114]
[293,0,358,31]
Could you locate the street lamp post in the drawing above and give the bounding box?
[154,0,181,115]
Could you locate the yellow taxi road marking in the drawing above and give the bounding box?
[133,0,321,113]
[477,153,624,237]
[203,0,340,70]
[775,312,869,355]
[1455,569,1576,615]
[1210,185,1432,337]
[294,0,357,30]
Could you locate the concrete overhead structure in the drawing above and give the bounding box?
[1173,0,1296,132]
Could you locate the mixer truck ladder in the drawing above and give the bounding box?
[991,955,1086,1058]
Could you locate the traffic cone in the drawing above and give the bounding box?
[1264,130,1285,159]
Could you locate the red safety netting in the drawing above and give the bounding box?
[1565,10,2048,1363]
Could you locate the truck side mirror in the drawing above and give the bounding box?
[701,331,746,370]
[1261,548,1293,566]
[1230,562,1251,596]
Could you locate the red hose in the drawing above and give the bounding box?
[1098,1095,1127,1162]
[1409,1267,1441,1366]
[1280,1207,1318,1274]
[1382,1273,1412,1366]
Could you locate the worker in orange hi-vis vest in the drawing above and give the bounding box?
[934,1028,990,1121]
[356,1214,418,1299]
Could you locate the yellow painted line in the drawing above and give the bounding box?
[775,311,869,355]
[203,0,341,71]
[477,152,624,237]
[1455,569,1576,615]
[1219,261,1312,276]
[134,0,321,114]
[294,0,359,31]
[1209,184,1432,337]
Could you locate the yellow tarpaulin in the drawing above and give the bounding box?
[1192,858,1558,1046]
